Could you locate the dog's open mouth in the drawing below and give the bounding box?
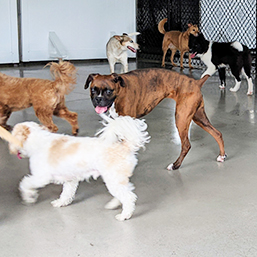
[17,151,22,159]
[127,46,137,53]
[190,52,197,58]
[95,106,108,114]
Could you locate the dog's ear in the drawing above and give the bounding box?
[84,73,99,89]
[114,35,123,42]
[188,23,193,27]
[122,33,128,36]
[111,73,125,87]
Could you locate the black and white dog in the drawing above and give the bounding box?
[189,33,253,95]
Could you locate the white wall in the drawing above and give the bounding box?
[21,0,137,62]
[0,0,19,63]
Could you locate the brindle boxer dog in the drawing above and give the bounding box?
[84,68,226,170]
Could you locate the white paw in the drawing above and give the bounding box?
[105,198,121,210]
[115,213,132,221]
[21,191,38,204]
[51,199,67,208]
[247,91,253,96]
[22,197,37,204]
[167,163,174,170]
[229,87,239,92]
[219,85,225,89]
[217,154,227,162]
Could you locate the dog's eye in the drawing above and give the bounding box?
[130,40,133,43]
[105,89,113,96]
[91,87,98,94]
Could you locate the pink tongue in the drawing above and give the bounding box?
[127,46,136,53]
[17,152,22,159]
[190,52,196,58]
[95,106,108,114]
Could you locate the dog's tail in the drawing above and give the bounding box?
[0,126,23,148]
[198,75,210,88]
[44,59,77,95]
[97,114,151,152]
[158,18,168,34]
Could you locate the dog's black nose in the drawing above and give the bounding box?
[95,97,103,105]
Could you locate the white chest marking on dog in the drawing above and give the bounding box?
[231,41,243,52]
[109,103,119,118]
[199,41,213,66]
[199,41,217,77]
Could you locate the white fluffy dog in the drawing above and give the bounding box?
[0,114,150,221]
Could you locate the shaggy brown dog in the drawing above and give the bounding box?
[158,18,199,69]
[0,60,79,135]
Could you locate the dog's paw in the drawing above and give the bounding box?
[51,199,68,207]
[20,190,38,204]
[229,87,239,92]
[219,84,225,89]
[216,154,227,162]
[115,213,132,221]
[105,198,121,210]
[247,91,253,96]
[167,163,180,170]
[167,163,174,170]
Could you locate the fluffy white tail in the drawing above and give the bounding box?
[0,126,22,148]
[97,114,150,152]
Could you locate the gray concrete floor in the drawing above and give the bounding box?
[0,60,257,257]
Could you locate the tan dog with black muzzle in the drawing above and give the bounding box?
[85,68,227,170]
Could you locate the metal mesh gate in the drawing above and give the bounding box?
[137,0,199,66]
[136,0,256,74]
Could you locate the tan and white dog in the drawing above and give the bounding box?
[106,32,140,73]
[0,115,150,221]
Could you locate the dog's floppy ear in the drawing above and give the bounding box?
[111,73,125,87]
[85,73,99,89]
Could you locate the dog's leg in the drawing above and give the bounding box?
[120,55,128,73]
[105,197,121,210]
[109,60,115,74]
[0,105,12,130]
[170,49,177,67]
[51,180,79,207]
[188,51,193,69]
[34,107,58,133]
[19,175,50,204]
[218,67,226,89]
[105,181,137,221]
[229,79,241,93]
[242,53,253,95]
[241,68,253,95]
[167,106,193,170]
[161,47,168,67]
[193,105,226,162]
[201,64,216,78]
[53,100,79,135]
[180,50,185,69]
[229,66,242,93]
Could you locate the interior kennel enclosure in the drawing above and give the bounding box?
[136,0,256,74]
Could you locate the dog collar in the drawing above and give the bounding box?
[17,151,22,160]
